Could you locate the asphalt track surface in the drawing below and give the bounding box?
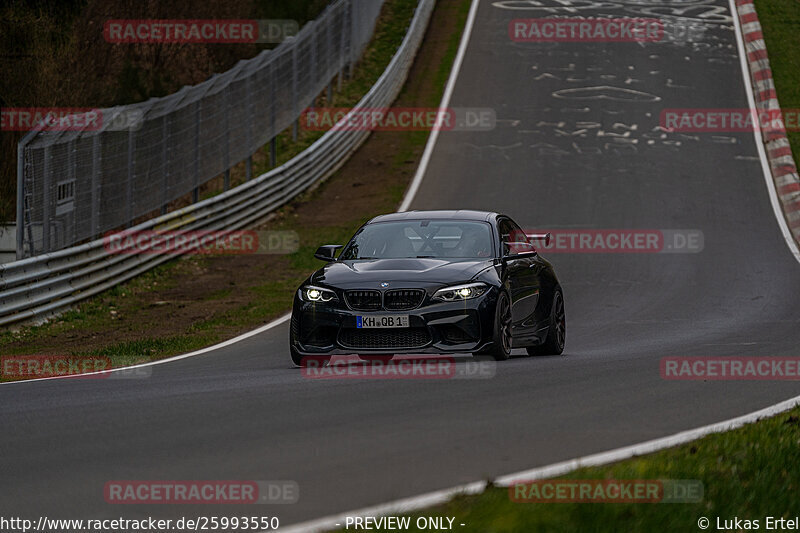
[3,0,800,528]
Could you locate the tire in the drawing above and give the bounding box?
[526,287,565,356]
[476,290,512,361]
[358,355,394,362]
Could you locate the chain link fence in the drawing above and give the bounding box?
[16,0,384,258]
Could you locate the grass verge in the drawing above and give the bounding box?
[755,0,800,163]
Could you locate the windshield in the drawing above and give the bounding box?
[340,220,494,260]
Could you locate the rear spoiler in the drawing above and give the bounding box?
[527,232,551,247]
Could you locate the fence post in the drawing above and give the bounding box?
[328,10,334,104]
[349,0,357,79]
[311,24,318,109]
[246,74,254,161]
[292,41,299,141]
[91,135,100,240]
[126,127,135,227]
[42,145,50,253]
[339,1,349,89]
[193,102,200,203]
[67,139,75,245]
[161,115,169,215]
[270,57,277,168]
[224,89,230,192]
[15,140,24,259]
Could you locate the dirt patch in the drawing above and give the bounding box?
[0,0,471,362]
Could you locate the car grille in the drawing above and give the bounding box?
[383,289,425,310]
[338,328,432,350]
[345,290,382,311]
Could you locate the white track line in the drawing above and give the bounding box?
[0,314,291,386]
[276,1,800,531]
[398,0,481,212]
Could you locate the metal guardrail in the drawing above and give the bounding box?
[0,0,436,327]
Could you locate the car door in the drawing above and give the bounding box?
[499,218,541,336]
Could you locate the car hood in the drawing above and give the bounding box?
[311,258,494,288]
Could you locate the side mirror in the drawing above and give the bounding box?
[314,244,342,262]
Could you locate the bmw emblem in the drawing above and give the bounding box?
[380,282,389,288]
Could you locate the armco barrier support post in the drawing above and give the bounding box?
[246,156,252,181]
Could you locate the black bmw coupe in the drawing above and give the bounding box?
[289,210,565,366]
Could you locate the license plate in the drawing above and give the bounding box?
[357,315,409,328]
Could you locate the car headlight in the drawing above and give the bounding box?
[300,285,338,302]
[432,282,489,301]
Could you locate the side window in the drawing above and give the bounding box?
[498,219,514,256]
[500,219,535,256]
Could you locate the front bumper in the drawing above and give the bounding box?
[291,288,498,356]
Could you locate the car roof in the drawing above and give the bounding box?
[368,210,498,223]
